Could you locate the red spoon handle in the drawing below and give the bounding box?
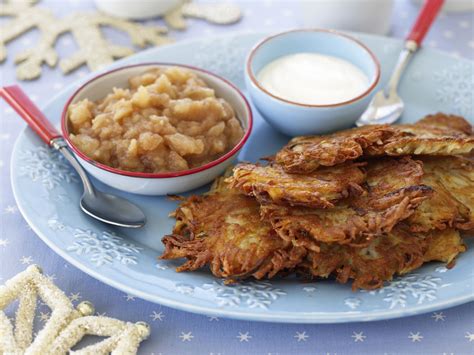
[0,85,61,145]
[407,0,444,45]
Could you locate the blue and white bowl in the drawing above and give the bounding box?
[245,29,381,136]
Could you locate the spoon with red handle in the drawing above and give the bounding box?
[356,0,445,126]
[1,85,146,228]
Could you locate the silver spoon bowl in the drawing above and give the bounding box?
[356,41,416,126]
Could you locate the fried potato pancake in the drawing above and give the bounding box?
[406,156,474,232]
[376,114,474,157]
[276,124,396,173]
[423,228,467,264]
[409,113,473,136]
[276,113,473,173]
[262,157,432,251]
[160,178,306,281]
[227,162,366,208]
[160,113,472,290]
[300,228,465,290]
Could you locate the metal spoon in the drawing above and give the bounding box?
[1,85,146,228]
[356,0,445,126]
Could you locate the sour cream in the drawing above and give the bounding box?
[257,53,369,105]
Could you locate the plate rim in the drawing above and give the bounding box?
[10,31,474,323]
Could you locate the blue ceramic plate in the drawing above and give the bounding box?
[11,32,474,323]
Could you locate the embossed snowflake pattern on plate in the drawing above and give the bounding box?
[202,281,286,309]
[19,146,78,190]
[48,214,144,267]
[344,297,362,310]
[67,228,142,266]
[434,63,473,116]
[364,274,442,309]
[175,283,195,295]
[190,36,248,87]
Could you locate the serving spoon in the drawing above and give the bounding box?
[1,85,146,228]
[356,0,445,126]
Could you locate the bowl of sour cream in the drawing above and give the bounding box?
[245,29,380,136]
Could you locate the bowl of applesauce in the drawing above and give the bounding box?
[62,63,253,195]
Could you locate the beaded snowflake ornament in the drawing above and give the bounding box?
[0,0,241,80]
[0,265,150,354]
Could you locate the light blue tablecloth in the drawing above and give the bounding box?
[1,1,473,354]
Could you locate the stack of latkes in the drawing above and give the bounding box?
[160,113,474,290]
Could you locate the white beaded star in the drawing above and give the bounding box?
[49,317,150,354]
[0,265,93,353]
[0,265,150,354]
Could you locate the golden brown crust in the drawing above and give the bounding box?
[300,228,465,290]
[276,114,473,173]
[423,156,474,230]
[417,113,473,135]
[375,118,474,156]
[275,125,395,173]
[160,113,472,291]
[227,162,366,208]
[262,157,432,251]
[406,173,465,232]
[423,228,467,264]
[160,179,306,280]
[406,156,474,232]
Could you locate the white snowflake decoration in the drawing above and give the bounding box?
[435,266,449,273]
[0,0,170,80]
[1,0,242,80]
[47,216,66,231]
[49,316,150,353]
[351,331,366,342]
[155,261,169,270]
[52,193,71,203]
[174,283,195,295]
[344,297,362,310]
[150,311,164,321]
[202,281,285,309]
[0,265,94,353]
[434,63,473,117]
[191,36,248,87]
[236,331,252,342]
[19,147,78,190]
[1,265,150,353]
[67,228,142,266]
[294,331,309,342]
[367,274,441,309]
[179,331,194,342]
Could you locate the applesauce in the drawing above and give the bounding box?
[68,67,244,173]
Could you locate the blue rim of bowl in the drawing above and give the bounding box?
[61,63,253,179]
[246,28,381,108]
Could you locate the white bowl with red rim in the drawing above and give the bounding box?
[61,63,253,195]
